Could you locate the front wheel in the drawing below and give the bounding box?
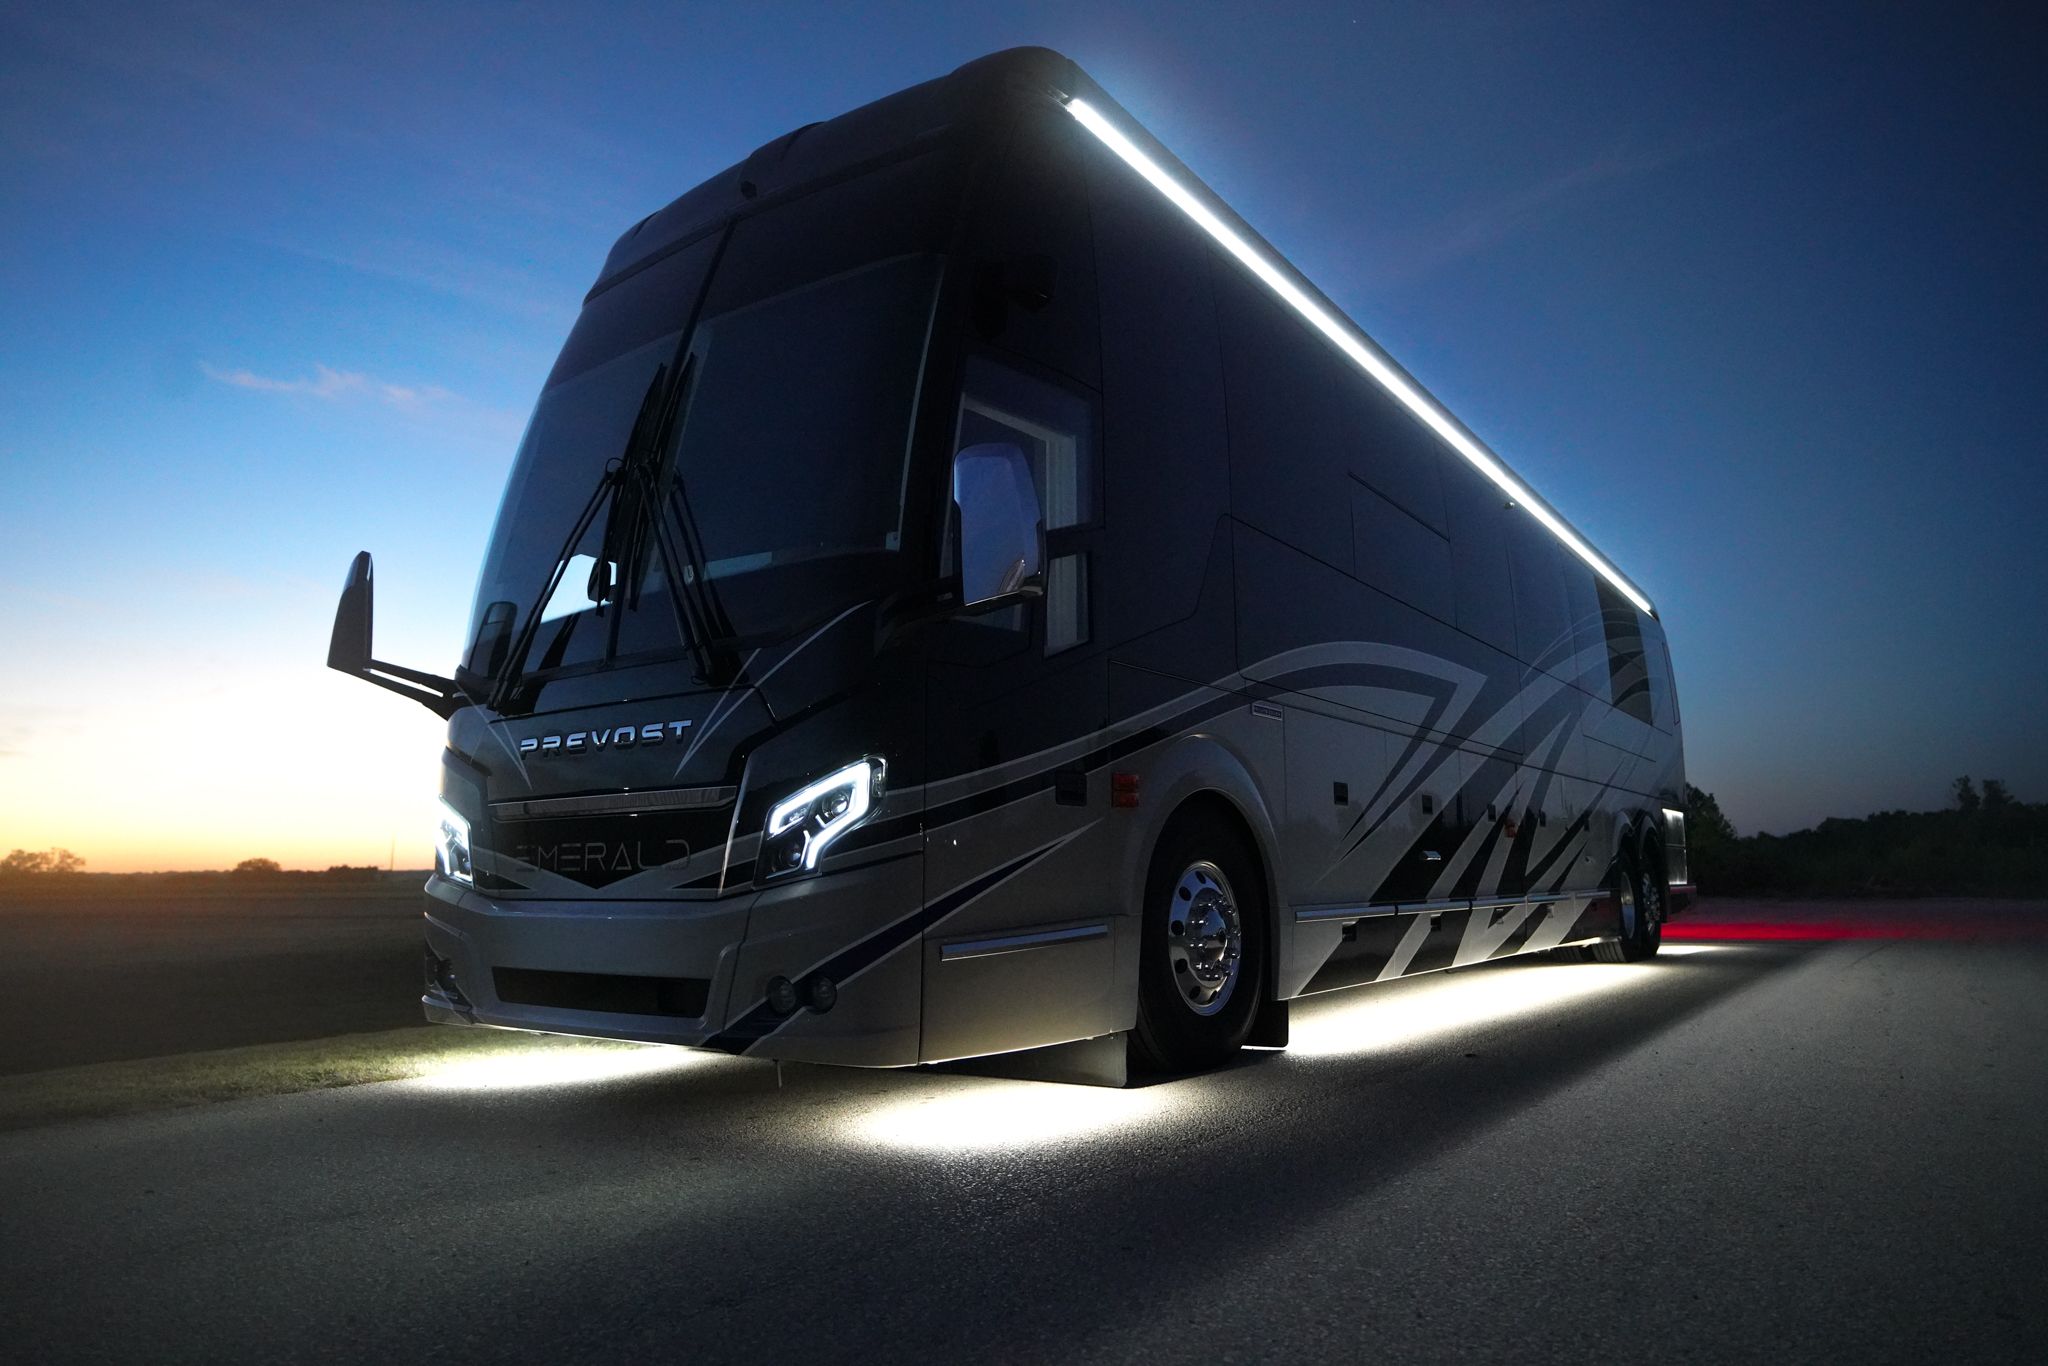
[1131,813,1267,1073]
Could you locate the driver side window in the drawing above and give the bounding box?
[951,357,1096,653]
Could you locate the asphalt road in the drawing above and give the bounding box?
[4,905,2045,1364]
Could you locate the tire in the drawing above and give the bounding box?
[1589,844,1662,963]
[1130,811,1267,1073]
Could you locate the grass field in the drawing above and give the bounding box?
[0,882,426,1075]
[0,878,684,1131]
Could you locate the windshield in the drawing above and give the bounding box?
[463,248,941,682]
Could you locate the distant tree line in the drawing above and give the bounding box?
[228,860,386,880]
[0,852,389,882]
[1685,778,2047,897]
[0,848,85,876]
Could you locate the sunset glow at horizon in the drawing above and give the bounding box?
[3,7,2044,871]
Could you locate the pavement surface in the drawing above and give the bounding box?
[3,901,2045,1363]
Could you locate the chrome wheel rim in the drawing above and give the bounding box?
[1166,860,1242,1016]
[1637,867,1664,926]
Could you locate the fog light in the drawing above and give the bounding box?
[804,975,838,1013]
[765,976,798,1016]
[423,943,470,1008]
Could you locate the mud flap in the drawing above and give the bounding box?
[936,1031,1131,1088]
[1246,996,1289,1049]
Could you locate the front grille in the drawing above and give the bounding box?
[490,785,736,820]
[491,967,709,1019]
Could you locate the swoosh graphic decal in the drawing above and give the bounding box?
[671,600,870,778]
[705,828,1086,1054]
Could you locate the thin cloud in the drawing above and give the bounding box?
[258,234,584,326]
[0,722,29,759]
[1423,146,1675,267]
[200,361,526,451]
[201,362,455,410]
[1360,108,1803,288]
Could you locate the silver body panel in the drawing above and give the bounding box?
[424,633,1679,1067]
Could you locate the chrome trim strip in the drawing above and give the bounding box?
[939,922,1110,962]
[492,785,737,820]
[1288,892,1598,927]
[1294,904,1403,924]
[1395,897,1471,916]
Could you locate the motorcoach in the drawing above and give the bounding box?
[331,47,1693,1083]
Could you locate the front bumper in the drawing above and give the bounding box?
[421,855,926,1067]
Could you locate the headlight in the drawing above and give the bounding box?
[435,797,474,886]
[760,758,884,880]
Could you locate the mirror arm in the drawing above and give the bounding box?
[366,658,459,694]
[954,581,1044,618]
[327,550,466,720]
[353,666,465,719]
[874,577,1047,648]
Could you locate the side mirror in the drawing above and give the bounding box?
[328,551,463,718]
[952,442,1044,609]
[328,551,374,674]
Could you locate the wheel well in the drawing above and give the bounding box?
[1603,821,1642,893]
[1637,822,1667,885]
[1159,791,1278,999]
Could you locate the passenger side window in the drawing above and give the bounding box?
[951,357,1096,654]
[1596,578,1655,725]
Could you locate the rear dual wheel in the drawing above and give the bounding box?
[1589,846,1663,963]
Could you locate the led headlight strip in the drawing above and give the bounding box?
[435,797,473,886]
[1064,97,1656,618]
[762,758,882,877]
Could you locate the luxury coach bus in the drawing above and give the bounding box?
[330,48,1693,1082]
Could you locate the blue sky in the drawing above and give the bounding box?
[2,2,2043,868]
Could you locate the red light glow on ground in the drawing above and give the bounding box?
[1668,898,2048,943]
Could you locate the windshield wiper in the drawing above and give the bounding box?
[486,370,669,712]
[663,459,738,653]
[606,354,731,683]
[489,354,746,711]
[615,355,748,684]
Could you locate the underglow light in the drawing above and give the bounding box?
[1655,943,1725,957]
[1064,98,1656,617]
[1288,961,1658,1058]
[413,1039,713,1091]
[847,1077,1179,1152]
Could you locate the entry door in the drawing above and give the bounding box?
[918,356,1116,1060]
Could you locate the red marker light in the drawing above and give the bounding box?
[1110,772,1141,809]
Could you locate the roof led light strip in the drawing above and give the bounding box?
[1064,97,1655,617]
